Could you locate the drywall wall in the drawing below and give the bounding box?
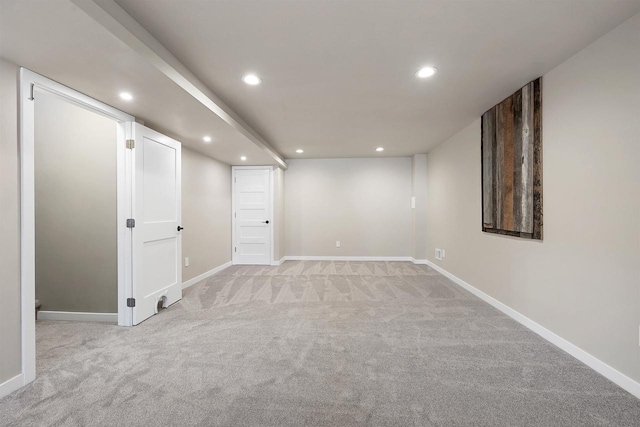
[411,154,428,260]
[0,58,21,385]
[426,13,640,382]
[273,166,285,262]
[34,90,118,313]
[181,147,231,281]
[285,157,412,257]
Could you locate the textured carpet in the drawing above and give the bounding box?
[1,261,638,426]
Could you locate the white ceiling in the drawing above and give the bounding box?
[114,0,640,158]
[2,0,640,163]
[0,0,278,166]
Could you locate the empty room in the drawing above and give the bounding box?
[0,0,639,425]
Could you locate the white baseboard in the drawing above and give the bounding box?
[182,261,232,290]
[283,256,413,262]
[422,259,640,400]
[410,258,428,265]
[37,311,117,323]
[271,257,286,266]
[0,373,24,399]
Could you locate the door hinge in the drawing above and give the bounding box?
[126,218,136,228]
[234,247,236,253]
[126,139,135,149]
[234,212,236,218]
[127,298,136,307]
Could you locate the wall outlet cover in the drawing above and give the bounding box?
[336,241,341,248]
[184,257,189,267]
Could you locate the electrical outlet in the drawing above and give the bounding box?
[435,248,442,261]
[441,249,446,259]
[336,241,341,248]
[184,257,189,267]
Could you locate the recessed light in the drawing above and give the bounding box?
[119,92,133,101]
[376,147,384,152]
[203,136,212,143]
[242,74,262,85]
[240,156,247,161]
[296,149,304,154]
[415,66,437,78]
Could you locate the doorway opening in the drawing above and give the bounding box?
[34,89,119,323]
[19,69,134,387]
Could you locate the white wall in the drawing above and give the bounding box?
[181,147,231,281]
[285,157,412,257]
[425,13,640,382]
[34,90,118,313]
[0,58,21,385]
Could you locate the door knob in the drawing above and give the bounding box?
[177,226,184,231]
[262,220,270,224]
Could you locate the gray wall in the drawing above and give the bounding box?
[0,58,21,384]
[425,14,640,382]
[285,157,412,257]
[273,166,285,262]
[411,154,428,260]
[34,91,118,313]
[181,147,231,282]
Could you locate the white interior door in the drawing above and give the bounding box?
[131,123,182,325]
[234,168,271,265]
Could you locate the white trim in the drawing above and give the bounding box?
[271,257,286,266]
[410,258,428,265]
[421,259,640,400]
[182,261,233,290]
[0,374,24,400]
[284,256,413,262]
[19,68,134,389]
[37,311,118,323]
[270,166,275,265]
[117,121,134,327]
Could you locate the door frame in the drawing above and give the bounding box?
[19,68,134,385]
[231,166,274,265]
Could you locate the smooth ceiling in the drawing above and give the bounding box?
[115,0,640,158]
[0,0,277,166]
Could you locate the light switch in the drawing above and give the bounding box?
[184,257,190,267]
[336,241,341,248]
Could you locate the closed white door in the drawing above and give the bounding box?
[234,168,271,265]
[131,123,182,325]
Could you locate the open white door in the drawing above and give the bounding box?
[131,123,182,325]
[233,167,272,265]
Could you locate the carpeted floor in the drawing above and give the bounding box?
[1,261,638,426]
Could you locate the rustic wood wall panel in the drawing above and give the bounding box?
[481,77,542,240]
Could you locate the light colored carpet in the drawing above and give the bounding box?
[0,261,638,426]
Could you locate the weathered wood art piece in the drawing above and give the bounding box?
[481,77,542,240]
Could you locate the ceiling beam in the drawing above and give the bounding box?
[70,0,287,169]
